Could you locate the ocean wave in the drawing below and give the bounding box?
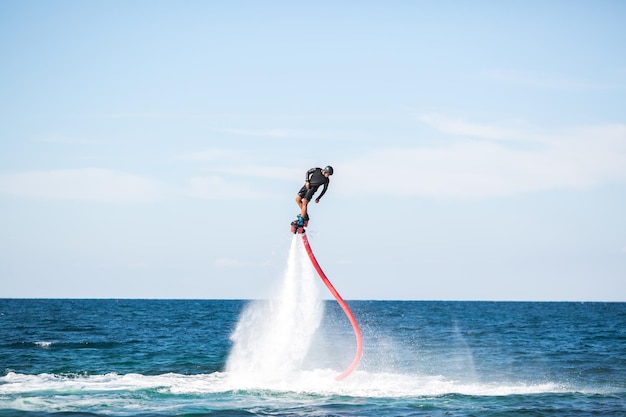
[0,370,587,398]
[2,370,624,416]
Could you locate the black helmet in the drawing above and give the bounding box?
[324,165,334,175]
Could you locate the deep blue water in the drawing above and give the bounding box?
[1,299,625,416]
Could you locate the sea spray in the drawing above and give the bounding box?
[225,235,323,382]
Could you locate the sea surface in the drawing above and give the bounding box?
[1,239,625,416]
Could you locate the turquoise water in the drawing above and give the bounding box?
[1,238,625,416]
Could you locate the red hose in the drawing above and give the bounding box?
[301,233,363,380]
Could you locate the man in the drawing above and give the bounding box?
[295,166,333,226]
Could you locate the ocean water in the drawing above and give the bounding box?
[1,237,625,416]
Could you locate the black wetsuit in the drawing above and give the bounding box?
[297,167,330,202]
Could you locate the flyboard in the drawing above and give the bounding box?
[290,215,363,380]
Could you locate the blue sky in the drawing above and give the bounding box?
[1,1,625,301]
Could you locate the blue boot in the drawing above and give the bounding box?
[296,214,305,226]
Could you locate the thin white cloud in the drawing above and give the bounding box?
[176,148,245,162]
[38,134,100,145]
[186,175,274,200]
[0,168,166,203]
[214,127,328,139]
[486,69,624,90]
[419,114,524,141]
[177,147,301,181]
[215,128,299,138]
[201,165,300,181]
[83,112,223,120]
[213,257,272,267]
[213,258,243,267]
[338,119,626,198]
[0,167,290,203]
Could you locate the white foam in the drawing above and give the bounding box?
[225,235,323,382]
[0,370,570,398]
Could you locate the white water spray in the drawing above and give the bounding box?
[226,236,323,382]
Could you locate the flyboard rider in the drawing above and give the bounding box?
[294,166,333,226]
